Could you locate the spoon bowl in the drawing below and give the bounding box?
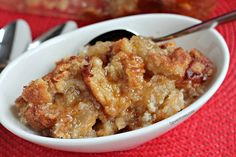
[0,14,229,152]
[0,19,31,72]
[88,29,136,45]
[88,10,236,45]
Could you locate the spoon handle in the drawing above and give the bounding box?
[27,21,77,50]
[154,10,236,42]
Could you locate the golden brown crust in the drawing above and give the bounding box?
[52,101,98,138]
[15,36,214,138]
[145,47,192,79]
[22,79,52,105]
[23,104,57,131]
[82,56,132,117]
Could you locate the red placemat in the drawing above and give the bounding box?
[0,0,235,156]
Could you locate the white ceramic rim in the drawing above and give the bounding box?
[0,13,230,146]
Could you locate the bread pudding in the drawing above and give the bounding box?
[15,36,214,138]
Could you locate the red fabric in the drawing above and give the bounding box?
[0,0,235,156]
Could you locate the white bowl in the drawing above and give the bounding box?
[0,14,229,153]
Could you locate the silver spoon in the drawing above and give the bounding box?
[27,21,77,50]
[88,10,236,45]
[0,20,77,72]
[0,19,31,72]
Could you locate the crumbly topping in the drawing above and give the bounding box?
[15,36,214,138]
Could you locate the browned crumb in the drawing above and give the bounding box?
[15,36,214,138]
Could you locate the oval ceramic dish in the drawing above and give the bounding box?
[0,14,229,153]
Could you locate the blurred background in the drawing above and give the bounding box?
[0,0,217,23]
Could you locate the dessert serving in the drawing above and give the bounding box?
[15,36,214,139]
